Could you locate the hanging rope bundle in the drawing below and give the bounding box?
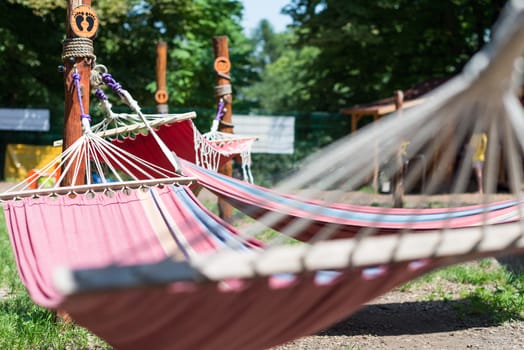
[72,71,91,123]
[62,37,96,64]
[90,66,183,173]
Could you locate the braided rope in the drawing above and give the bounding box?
[62,37,96,62]
[214,99,226,121]
[215,84,232,97]
[71,72,91,122]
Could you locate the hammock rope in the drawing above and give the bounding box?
[202,98,255,182]
[89,65,256,181]
[62,37,96,64]
[88,64,256,182]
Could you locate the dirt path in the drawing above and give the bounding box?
[273,282,524,349]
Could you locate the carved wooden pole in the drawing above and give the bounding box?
[62,0,97,186]
[393,90,405,208]
[56,1,97,322]
[213,36,234,222]
[155,41,169,114]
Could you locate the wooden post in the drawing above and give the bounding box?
[57,0,97,322]
[62,0,97,186]
[155,41,169,114]
[393,90,405,208]
[213,36,234,222]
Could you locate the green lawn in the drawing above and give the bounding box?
[402,258,524,322]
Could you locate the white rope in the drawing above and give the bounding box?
[216,0,524,252]
[202,129,256,183]
[194,125,221,172]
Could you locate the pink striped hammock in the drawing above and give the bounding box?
[88,70,256,180]
[181,160,523,240]
[4,182,521,350]
[111,118,255,177]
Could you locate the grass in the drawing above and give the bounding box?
[401,259,524,323]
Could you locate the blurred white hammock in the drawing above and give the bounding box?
[2,1,524,349]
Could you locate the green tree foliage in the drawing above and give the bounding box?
[244,40,319,113]
[96,0,253,112]
[0,0,253,118]
[0,2,65,107]
[241,20,320,113]
[283,0,507,111]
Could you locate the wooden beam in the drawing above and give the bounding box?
[155,41,169,114]
[393,90,405,208]
[62,0,96,186]
[213,36,234,222]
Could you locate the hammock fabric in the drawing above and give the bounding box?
[58,259,448,350]
[182,160,522,240]
[2,182,458,350]
[112,119,255,175]
[3,184,260,307]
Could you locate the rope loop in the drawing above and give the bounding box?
[102,73,124,95]
[71,70,91,123]
[90,64,108,88]
[215,84,232,98]
[62,37,96,63]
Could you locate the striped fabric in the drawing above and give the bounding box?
[112,119,254,172]
[182,160,523,240]
[2,185,254,308]
[3,181,455,350]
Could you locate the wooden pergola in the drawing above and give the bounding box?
[341,78,449,133]
[341,98,425,133]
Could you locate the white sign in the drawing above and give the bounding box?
[234,115,295,154]
[0,108,50,132]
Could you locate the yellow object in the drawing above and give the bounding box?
[4,144,61,181]
[400,141,411,156]
[470,133,488,162]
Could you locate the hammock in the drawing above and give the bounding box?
[8,181,505,349]
[2,1,524,349]
[112,118,256,181]
[88,74,257,182]
[182,159,524,240]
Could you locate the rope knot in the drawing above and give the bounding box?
[81,113,91,121]
[102,73,123,94]
[72,72,81,82]
[214,99,226,121]
[95,88,108,101]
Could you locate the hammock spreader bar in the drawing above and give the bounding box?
[0,177,196,201]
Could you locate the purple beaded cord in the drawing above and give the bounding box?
[101,73,123,95]
[94,88,109,101]
[72,72,91,121]
[214,98,225,121]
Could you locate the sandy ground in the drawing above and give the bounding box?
[272,273,524,350]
